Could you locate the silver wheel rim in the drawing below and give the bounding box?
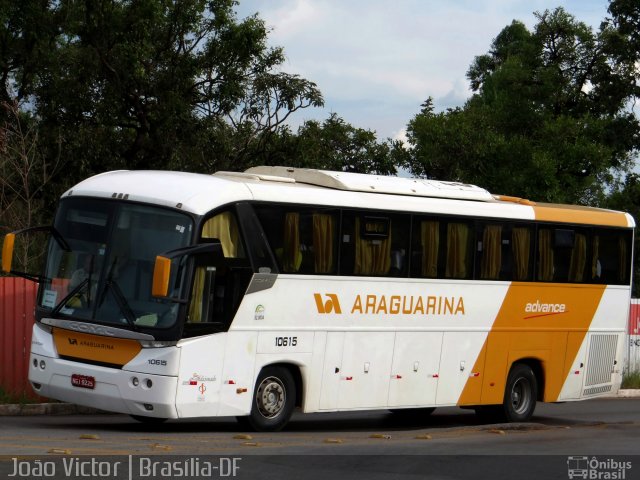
[510,377,532,415]
[256,376,286,419]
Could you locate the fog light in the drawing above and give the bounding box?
[132,377,140,387]
[145,379,153,389]
[39,360,46,370]
[144,403,154,411]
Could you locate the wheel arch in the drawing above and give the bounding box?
[510,357,545,402]
[255,362,304,408]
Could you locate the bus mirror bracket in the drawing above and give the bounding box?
[2,226,69,281]
[151,242,223,299]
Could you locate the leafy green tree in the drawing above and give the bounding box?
[607,174,640,295]
[0,0,325,202]
[32,0,322,178]
[405,6,639,205]
[0,0,56,106]
[0,0,329,232]
[253,113,402,175]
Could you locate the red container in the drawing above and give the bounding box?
[0,277,39,400]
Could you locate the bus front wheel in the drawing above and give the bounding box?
[503,363,537,422]
[244,366,296,432]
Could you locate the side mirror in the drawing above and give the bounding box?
[2,233,15,273]
[1,226,69,280]
[152,256,172,297]
[151,242,223,300]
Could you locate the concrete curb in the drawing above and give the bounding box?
[617,389,640,398]
[1,391,638,415]
[0,403,105,416]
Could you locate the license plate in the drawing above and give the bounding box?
[71,374,95,389]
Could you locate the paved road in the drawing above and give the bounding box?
[1,398,638,479]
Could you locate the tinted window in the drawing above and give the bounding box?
[255,205,339,275]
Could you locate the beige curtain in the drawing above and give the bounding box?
[354,217,391,275]
[480,225,502,280]
[313,214,335,274]
[512,227,531,281]
[568,233,587,282]
[445,223,470,279]
[538,229,554,281]
[282,213,301,272]
[420,221,439,277]
[202,212,241,257]
[188,267,205,323]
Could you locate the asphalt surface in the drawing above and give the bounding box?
[1,398,639,479]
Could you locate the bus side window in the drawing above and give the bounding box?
[444,221,473,279]
[341,212,408,277]
[188,265,222,324]
[388,215,410,277]
[201,211,245,258]
[477,223,503,280]
[254,205,338,275]
[537,228,555,282]
[593,230,631,284]
[567,230,588,283]
[536,227,589,283]
[410,217,441,278]
[511,225,533,281]
[351,214,392,276]
[279,210,338,274]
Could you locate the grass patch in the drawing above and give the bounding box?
[621,370,640,389]
[0,386,36,404]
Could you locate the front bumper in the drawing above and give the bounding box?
[29,352,179,419]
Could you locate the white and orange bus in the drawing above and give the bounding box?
[2,167,634,431]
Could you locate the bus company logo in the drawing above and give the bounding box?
[65,336,114,351]
[567,456,632,479]
[314,293,342,314]
[524,300,567,318]
[314,293,465,316]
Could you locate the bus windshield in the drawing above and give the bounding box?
[38,198,193,330]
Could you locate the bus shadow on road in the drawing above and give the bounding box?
[48,407,586,434]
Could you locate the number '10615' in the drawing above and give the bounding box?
[275,336,297,347]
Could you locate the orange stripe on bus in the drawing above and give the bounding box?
[533,204,629,227]
[53,328,142,366]
[457,283,606,406]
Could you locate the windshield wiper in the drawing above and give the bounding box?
[97,257,138,329]
[51,278,89,316]
[103,279,138,329]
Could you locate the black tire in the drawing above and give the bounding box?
[244,366,296,432]
[130,415,168,424]
[502,364,537,422]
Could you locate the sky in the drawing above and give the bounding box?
[234,0,612,142]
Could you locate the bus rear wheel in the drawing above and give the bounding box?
[503,364,537,422]
[243,366,296,432]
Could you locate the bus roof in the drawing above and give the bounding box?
[242,166,495,202]
[64,168,635,228]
